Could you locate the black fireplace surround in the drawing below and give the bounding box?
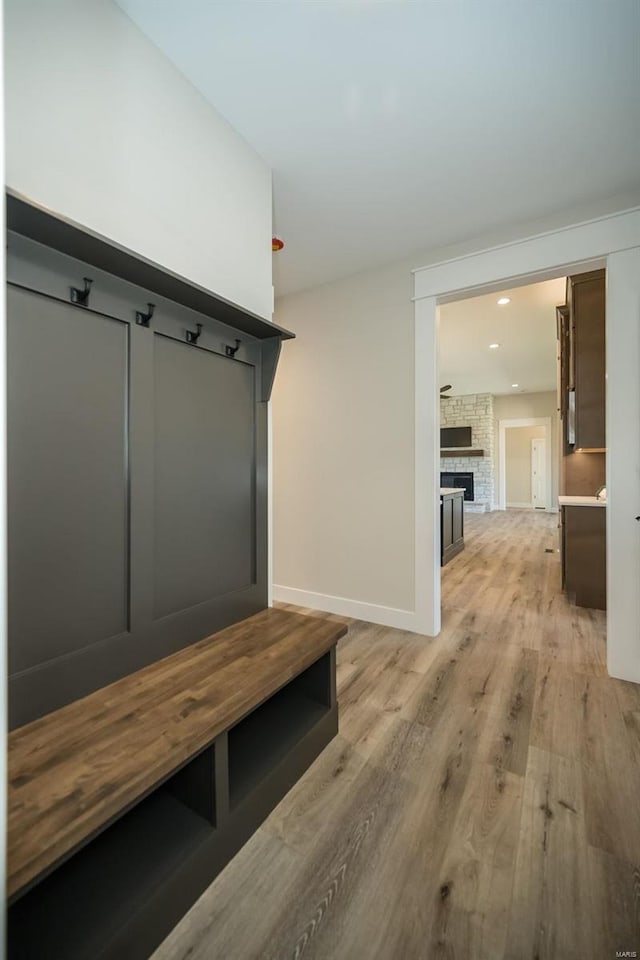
[441,471,474,501]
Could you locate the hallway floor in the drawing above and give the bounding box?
[153,510,639,959]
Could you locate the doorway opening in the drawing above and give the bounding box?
[437,277,563,562]
[414,208,640,682]
[498,417,553,511]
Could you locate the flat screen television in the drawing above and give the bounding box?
[440,426,472,448]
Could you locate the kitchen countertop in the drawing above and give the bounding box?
[559,495,607,508]
[441,487,464,496]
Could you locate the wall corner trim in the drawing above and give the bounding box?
[272,585,434,636]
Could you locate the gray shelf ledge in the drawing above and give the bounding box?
[6,189,294,343]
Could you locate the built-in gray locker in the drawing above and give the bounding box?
[6,192,293,728]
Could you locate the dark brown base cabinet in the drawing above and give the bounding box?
[561,505,606,610]
[441,489,465,565]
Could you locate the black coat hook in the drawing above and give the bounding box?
[135,302,155,327]
[186,323,203,345]
[225,339,241,358]
[70,277,93,307]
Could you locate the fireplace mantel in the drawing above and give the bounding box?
[440,449,484,458]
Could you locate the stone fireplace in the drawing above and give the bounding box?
[440,393,495,511]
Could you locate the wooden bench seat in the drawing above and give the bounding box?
[8,607,347,907]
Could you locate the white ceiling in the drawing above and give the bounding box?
[117,0,640,297]
[439,278,565,397]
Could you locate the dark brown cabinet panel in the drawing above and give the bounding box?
[561,505,606,610]
[566,269,606,450]
[441,491,464,565]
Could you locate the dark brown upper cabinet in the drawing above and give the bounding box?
[558,269,606,452]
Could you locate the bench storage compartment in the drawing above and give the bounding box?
[8,609,345,960]
[9,751,216,960]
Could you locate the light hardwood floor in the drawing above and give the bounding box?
[153,510,639,960]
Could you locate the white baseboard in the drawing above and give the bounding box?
[506,501,559,513]
[272,584,423,633]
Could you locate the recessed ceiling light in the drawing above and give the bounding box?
[497,297,511,305]
[511,383,519,388]
[489,343,500,349]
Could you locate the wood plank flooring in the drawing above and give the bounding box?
[152,509,640,960]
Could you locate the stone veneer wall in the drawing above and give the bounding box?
[440,393,495,508]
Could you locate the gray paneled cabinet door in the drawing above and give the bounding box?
[8,286,129,676]
[153,334,255,619]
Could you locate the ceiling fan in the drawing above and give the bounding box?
[440,384,453,396]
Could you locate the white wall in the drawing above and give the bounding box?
[5,0,273,319]
[493,392,559,507]
[272,262,415,621]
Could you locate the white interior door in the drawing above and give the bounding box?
[531,438,546,508]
